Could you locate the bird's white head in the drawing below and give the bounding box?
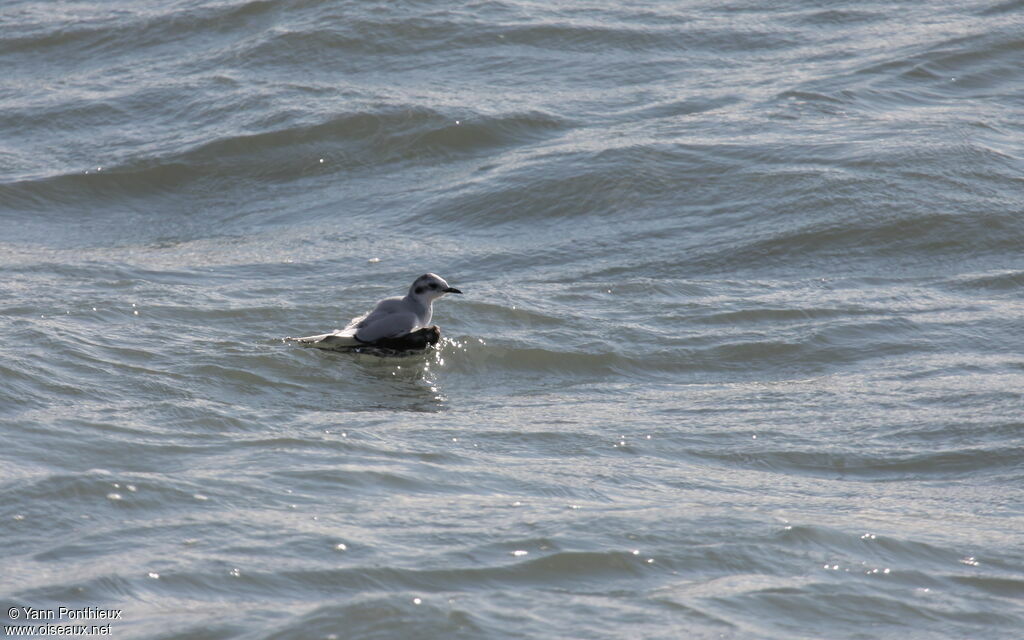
[409,273,462,302]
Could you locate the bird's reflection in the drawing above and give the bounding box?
[337,342,450,413]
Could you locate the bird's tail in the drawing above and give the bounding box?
[284,331,361,350]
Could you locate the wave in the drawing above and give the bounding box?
[944,269,1024,292]
[702,446,1024,480]
[0,0,281,59]
[174,107,565,177]
[774,29,1024,118]
[0,106,567,216]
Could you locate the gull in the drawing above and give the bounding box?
[288,273,462,350]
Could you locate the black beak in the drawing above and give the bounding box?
[445,287,463,294]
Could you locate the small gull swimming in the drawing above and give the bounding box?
[288,273,462,350]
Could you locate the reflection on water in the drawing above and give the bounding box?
[299,343,450,413]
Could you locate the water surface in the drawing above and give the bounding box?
[2,1,1023,638]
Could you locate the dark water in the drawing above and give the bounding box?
[2,1,1023,638]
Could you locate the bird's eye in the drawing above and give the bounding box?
[429,283,438,289]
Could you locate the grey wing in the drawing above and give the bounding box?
[354,310,420,342]
[342,297,403,333]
